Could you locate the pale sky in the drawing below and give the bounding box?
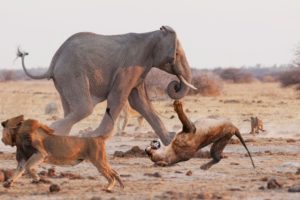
[1,0,300,69]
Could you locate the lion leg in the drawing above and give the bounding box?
[200,133,232,170]
[137,116,144,128]
[121,112,129,131]
[3,160,26,188]
[90,154,123,191]
[92,161,115,191]
[24,153,45,183]
[4,153,44,188]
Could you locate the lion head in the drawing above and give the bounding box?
[1,115,24,146]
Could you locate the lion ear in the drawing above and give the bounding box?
[1,120,8,128]
[12,115,24,128]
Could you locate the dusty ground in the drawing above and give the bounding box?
[0,80,299,200]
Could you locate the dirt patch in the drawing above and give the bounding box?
[113,146,147,158]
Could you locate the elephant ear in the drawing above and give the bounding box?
[160,26,175,34]
[152,25,177,67]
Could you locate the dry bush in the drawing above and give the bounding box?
[260,75,278,83]
[145,68,176,99]
[278,67,300,90]
[215,68,254,83]
[145,68,223,98]
[0,70,17,81]
[189,72,223,96]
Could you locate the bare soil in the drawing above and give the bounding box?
[0,81,300,200]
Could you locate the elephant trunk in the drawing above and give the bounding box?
[167,62,194,99]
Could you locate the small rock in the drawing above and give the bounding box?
[260,177,268,181]
[267,178,282,189]
[174,170,183,174]
[258,186,265,190]
[229,188,242,191]
[286,139,296,143]
[59,172,82,180]
[120,174,131,177]
[48,168,56,177]
[245,138,255,143]
[49,184,60,193]
[186,170,192,176]
[38,178,52,184]
[113,151,125,157]
[223,99,240,104]
[196,192,213,199]
[230,162,239,166]
[144,172,161,178]
[0,170,5,182]
[87,176,97,180]
[113,146,146,158]
[90,197,102,200]
[288,184,300,192]
[38,170,47,176]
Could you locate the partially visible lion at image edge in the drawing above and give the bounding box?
[1,115,124,191]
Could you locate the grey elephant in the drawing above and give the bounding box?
[18,26,196,145]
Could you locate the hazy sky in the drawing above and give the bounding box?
[1,0,300,69]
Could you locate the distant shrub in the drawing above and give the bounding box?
[189,72,223,96]
[260,75,278,83]
[145,68,223,98]
[145,68,176,99]
[215,68,254,83]
[0,70,17,81]
[278,67,300,90]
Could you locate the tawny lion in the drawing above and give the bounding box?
[145,101,255,169]
[250,117,265,134]
[117,101,144,131]
[1,115,124,191]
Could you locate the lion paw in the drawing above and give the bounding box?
[3,181,12,188]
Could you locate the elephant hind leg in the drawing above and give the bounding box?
[50,76,94,135]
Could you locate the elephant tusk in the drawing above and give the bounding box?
[179,75,197,90]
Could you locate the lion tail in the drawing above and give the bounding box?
[235,129,256,169]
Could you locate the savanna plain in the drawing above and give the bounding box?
[0,80,299,200]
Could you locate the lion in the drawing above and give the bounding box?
[117,101,144,131]
[145,101,255,170]
[250,117,265,134]
[1,115,124,191]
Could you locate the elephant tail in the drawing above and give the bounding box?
[17,48,53,80]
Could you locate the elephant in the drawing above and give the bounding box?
[18,26,196,145]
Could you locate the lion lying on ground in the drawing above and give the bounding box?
[145,100,255,169]
[1,115,124,191]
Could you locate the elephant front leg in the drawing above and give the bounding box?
[128,83,172,145]
[94,67,144,137]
